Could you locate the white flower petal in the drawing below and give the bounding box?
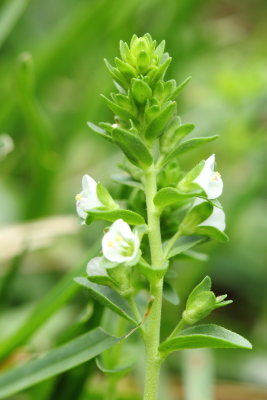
[193,154,223,199]
[86,257,108,276]
[194,198,226,231]
[102,219,140,264]
[75,174,103,220]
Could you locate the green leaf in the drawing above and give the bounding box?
[112,127,153,169]
[195,226,229,243]
[166,235,206,259]
[131,78,152,104]
[0,0,30,49]
[0,328,121,399]
[112,174,144,191]
[163,281,179,305]
[87,121,112,142]
[144,101,176,140]
[96,358,134,378]
[75,278,137,325]
[154,187,200,210]
[85,208,145,226]
[172,76,192,98]
[175,250,208,262]
[0,244,100,361]
[159,324,252,353]
[163,135,219,165]
[101,94,134,121]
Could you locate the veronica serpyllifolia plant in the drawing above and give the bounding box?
[75,34,252,400]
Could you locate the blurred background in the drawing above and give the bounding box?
[0,0,267,399]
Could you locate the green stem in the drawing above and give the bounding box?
[143,165,164,400]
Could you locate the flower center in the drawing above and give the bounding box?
[211,171,221,182]
[75,193,82,201]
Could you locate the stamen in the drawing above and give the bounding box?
[211,171,221,182]
[75,193,82,201]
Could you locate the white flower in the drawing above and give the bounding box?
[102,219,140,265]
[75,175,103,219]
[86,257,108,277]
[194,198,226,231]
[193,154,223,199]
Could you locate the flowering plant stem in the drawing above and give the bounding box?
[143,165,164,400]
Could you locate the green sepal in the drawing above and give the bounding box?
[154,40,165,60]
[162,135,219,166]
[154,187,201,212]
[119,40,132,64]
[145,103,161,123]
[85,208,145,226]
[183,291,216,325]
[87,121,113,142]
[133,224,149,241]
[86,257,116,287]
[101,94,134,121]
[144,101,176,140]
[180,201,213,235]
[106,264,132,295]
[74,278,137,324]
[131,78,152,104]
[172,76,192,98]
[96,183,118,210]
[112,127,153,169]
[96,357,134,379]
[195,226,229,243]
[159,324,252,353]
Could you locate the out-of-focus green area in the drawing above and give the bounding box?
[0,0,267,398]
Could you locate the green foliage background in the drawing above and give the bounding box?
[0,0,267,398]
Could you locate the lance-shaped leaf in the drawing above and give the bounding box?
[96,358,134,379]
[85,208,145,226]
[159,324,252,353]
[144,101,176,140]
[87,121,112,142]
[195,226,229,243]
[163,135,219,165]
[165,235,206,259]
[172,76,192,98]
[75,278,137,325]
[0,328,121,399]
[154,187,201,211]
[163,281,179,305]
[112,127,153,169]
[101,95,134,121]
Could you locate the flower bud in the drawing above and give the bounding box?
[131,78,152,104]
[182,291,216,325]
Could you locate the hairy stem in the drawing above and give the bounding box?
[143,165,164,400]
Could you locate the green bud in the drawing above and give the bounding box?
[131,78,152,104]
[182,276,232,325]
[115,57,136,79]
[183,291,216,325]
[106,264,132,296]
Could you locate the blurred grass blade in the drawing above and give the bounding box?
[0,0,30,48]
[0,328,120,399]
[0,242,99,361]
